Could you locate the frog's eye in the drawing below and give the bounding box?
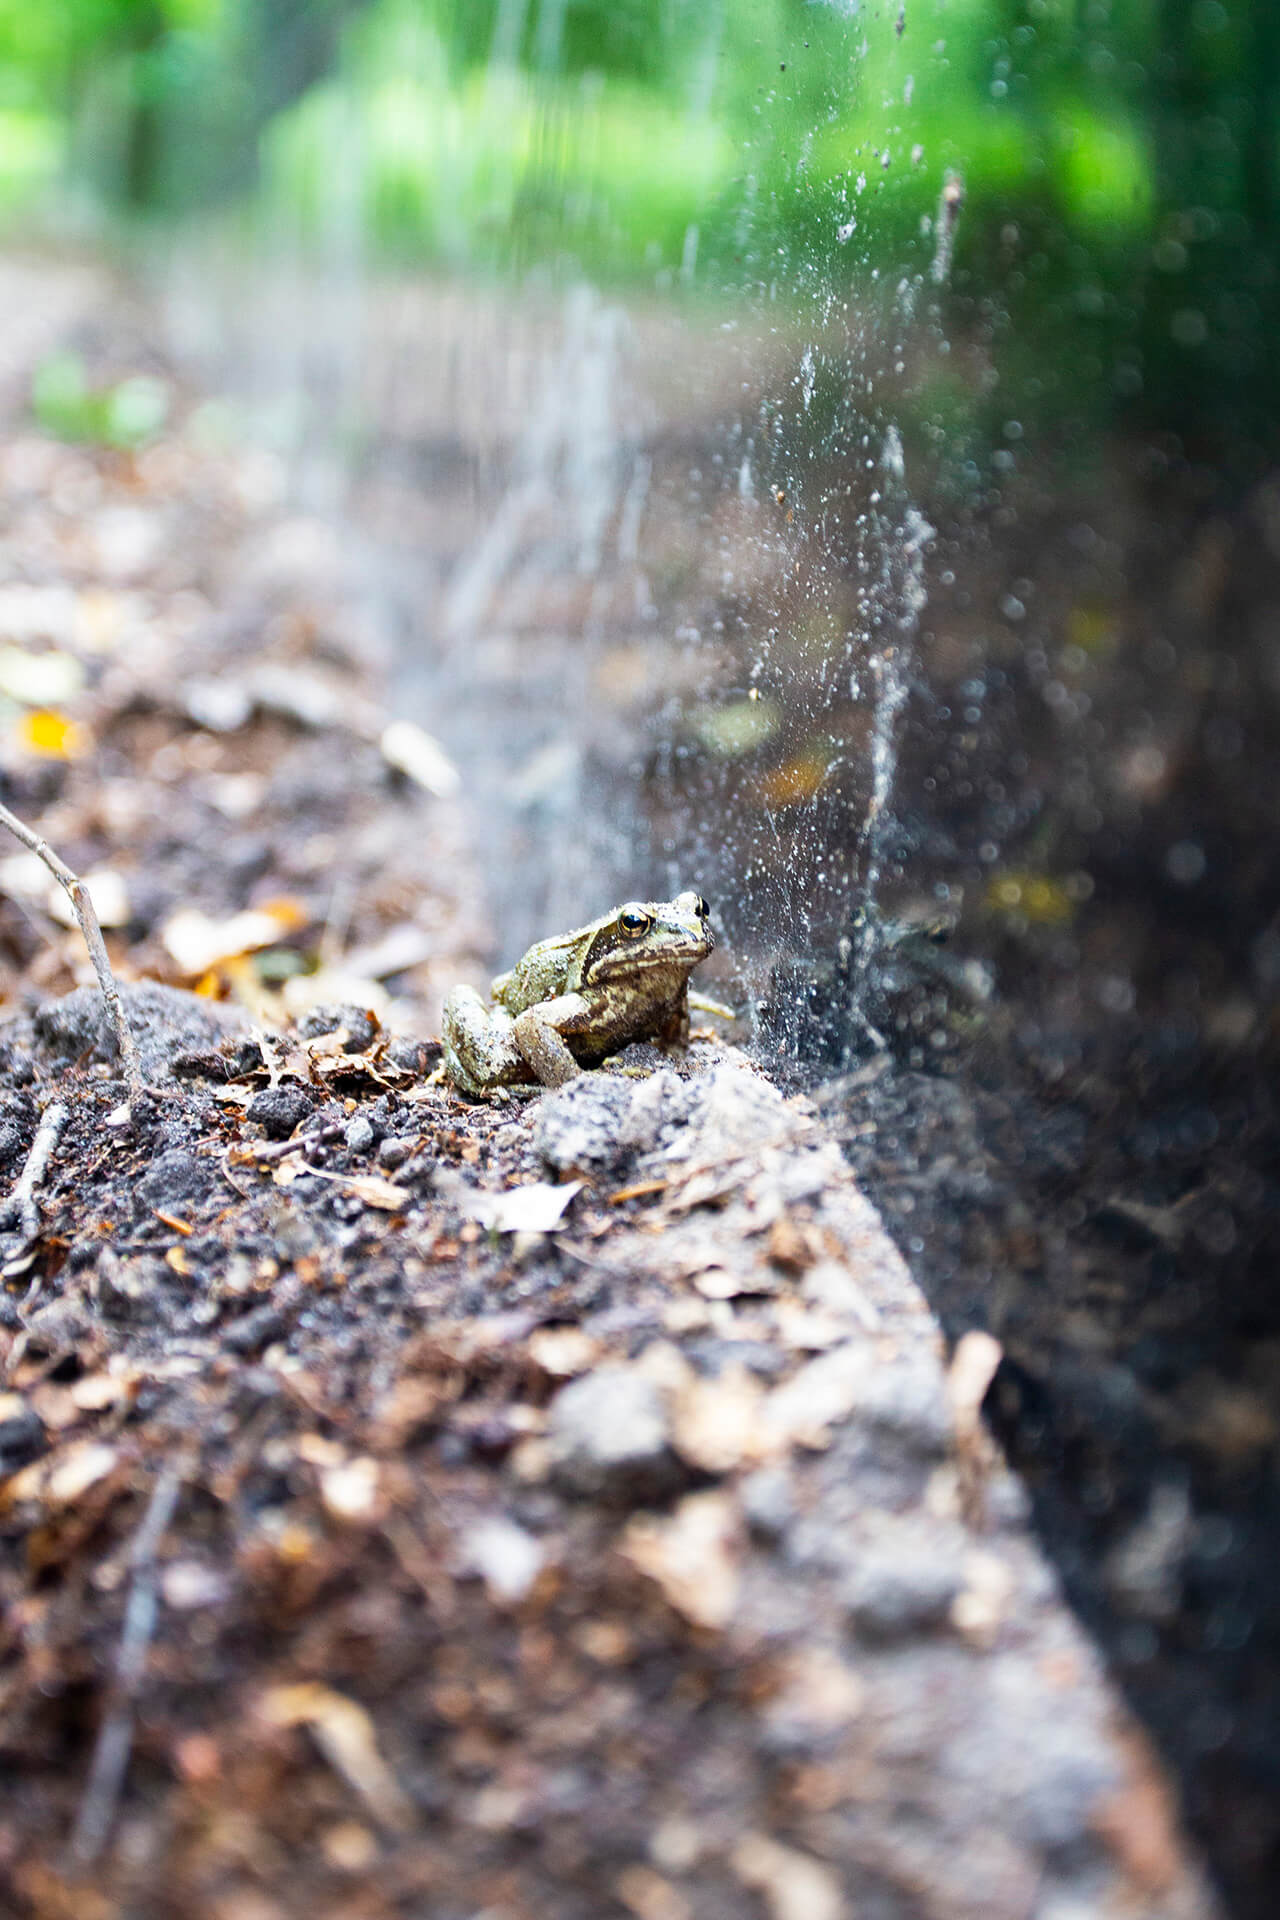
[693,895,710,919]
[618,907,652,938]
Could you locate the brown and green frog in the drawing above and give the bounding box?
[442,891,714,1095]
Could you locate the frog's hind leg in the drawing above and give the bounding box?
[442,986,525,1093]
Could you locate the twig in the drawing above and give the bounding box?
[0,801,145,1105]
[234,1118,345,1165]
[0,1099,69,1246]
[69,1465,183,1871]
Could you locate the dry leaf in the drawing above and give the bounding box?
[258,1683,413,1830]
[527,1326,599,1378]
[764,1344,874,1450]
[319,1457,383,1523]
[163,900,308,976]
[282,969,391,1021]
[0,643,84,705]
[465,1179,583,1235]
[16,708,92,760]
[732,1834,844,1920]
[620,1490,741,1631]
[380,718,461,797]
[274,1164,411,1211]
[948,1330,1003,1434]
[46,865,130,928]
[670,1368,769,1474]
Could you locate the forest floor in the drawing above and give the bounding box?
[0,249,1226,1920]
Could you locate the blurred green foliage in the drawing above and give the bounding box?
[31,352,170,446]
[1,0,1276,460]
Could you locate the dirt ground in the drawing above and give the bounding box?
[0,251,1229,1920]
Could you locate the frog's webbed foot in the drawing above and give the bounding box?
[442,985,526,1094]
[513,1001,584,1088]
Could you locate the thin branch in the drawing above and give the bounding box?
[0,800,145,1104]
[0,1099,69,1246]
[69,1465,183,1872]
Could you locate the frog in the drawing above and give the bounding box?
[441,891,714,1095]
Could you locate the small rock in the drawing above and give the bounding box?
[399,1152,437,1187]
[22,1298,88,1355]
[458,1514,545,1604]
[224,1304,288,1354]
[297,1003,379,1052]
[684,1063,791,1154]
[858,1355,953,1457]
[0,1090,35,1168]
[163,1560,231,1610]
[377,1134,416,1170]
[740,1464,795,1542]
[0,1397,48,1479]
[0,1042,35,1086]
[247,1083,317,1140]
[387,1036,440,1074]
[841,1520,966,1640]
[546,1366,676,1498]
[137,1148,215,1213]
[95,1250,166,1321]
[616,1068,697,1154]
[345,1114,377,1155]
[534,1075,640,1173]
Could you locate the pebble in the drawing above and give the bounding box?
[533,1075,640,1173]
[857,1356,953,1457]
[224,1304,288,1355]
[459,1514,545,1604]
[94,1250,166,1321]
[247,1083,317,1140]
[345,1114,377,1155]
[297,1003,379,1053]
[377,1135,416,1170]
[841,1521,966,1640]
[739,1464,795,1542]
[0,1398,47,1479]
[545,1366,676,1498]
[0,1090,35,1168]
[137,1147,215,1212]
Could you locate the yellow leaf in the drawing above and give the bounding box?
[986,872,1076,924]
[752,750,830,809]
[17,708,91,760]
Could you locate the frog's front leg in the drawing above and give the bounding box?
[442,985,527,1094]
[512,992,593,1088]
[657,986,690,1048]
